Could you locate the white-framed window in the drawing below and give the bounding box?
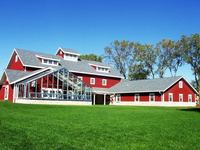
[115,94,121,102]
[90,78,95,85]
[188,94,192,102]
[77,76,83,81]
[96,67,109,73]
[179,94,183,102]
[42,59,59,66]
[134,94,140,102]
[179,81,183,88]
[149,93,155,102]
[168,93,173,102]
[15,55,18,62]
[102,79,107,86]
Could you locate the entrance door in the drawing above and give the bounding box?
[4,85,9,100]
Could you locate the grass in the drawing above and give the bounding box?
[0,102,200,150]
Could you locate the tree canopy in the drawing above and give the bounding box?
[104,33,200,91]
[80,54,102,62]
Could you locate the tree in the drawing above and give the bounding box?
[128,64,149,80]
[181,33,200,90]
[132,43,157,79]
[104,40,133,79]
[80,54,102,62]
[156,39,184,77]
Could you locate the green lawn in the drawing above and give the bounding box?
[0,102,200,150]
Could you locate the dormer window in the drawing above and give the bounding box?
[96,66,109,73]
[56,48,80,62]
[42,59,59,66]
[36,55,60,66]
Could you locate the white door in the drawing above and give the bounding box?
[4,85,9,100]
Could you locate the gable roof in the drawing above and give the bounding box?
[15,48,61,68]
[4,69,31,84]
[14,48,123,78]
[109,76,198,94]
[58,47,80,56]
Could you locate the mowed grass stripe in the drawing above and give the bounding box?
[0,102,200,150]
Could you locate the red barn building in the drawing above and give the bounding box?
[0,48,198,106]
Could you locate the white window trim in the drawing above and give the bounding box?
[179,81,183,88]
[188,94,192,102]
[15,55,18,62]
[3,85,9,100]
[149,93,155,102]
[102,79,107,86]
[115,94,121,102]
[134,94,140,102]
[42,59,59,66]
[90,78,95,85]
[168,93,173,102]
[179,94,183,102]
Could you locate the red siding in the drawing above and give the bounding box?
[121,93,161,102]
[56,49,64,58]
[0,76,13,102]
[164,79,196,102]
[0,85,4,100]
[73,73,121,88]
[7,52,24,71]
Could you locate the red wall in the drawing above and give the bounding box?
[0,76,14,102]
[73,73,121,88]
[56,49,64,58]
[121,93,161,102]
[164,79,196,102]
[7,52,24,71]
[0,85,4,100]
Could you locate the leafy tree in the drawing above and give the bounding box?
[180,33,200,90]
[128,64,149,80]
[80,54,102,62]
[132,43,157,79]
[104,40,133,79]
[156,39,184,77]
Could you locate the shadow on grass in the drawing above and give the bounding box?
[179,107,200,113]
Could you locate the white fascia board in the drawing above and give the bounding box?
[35,55,60,62]
[109,90,162,94]
[5,48,25,69]
[1,72,9,84]
[162,76,198,94]
[69,70,124,79]
[88,63,110,69]
[56,48,80,56]
[10,67,53,84]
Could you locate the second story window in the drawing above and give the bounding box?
[102,79,107,86]
[15,55,18,62]
[179,81,183,88]
[42,59,59,66]
[90,78,95,85]
[96,67,109,73]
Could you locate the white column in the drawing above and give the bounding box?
[104,94,106,105]
[93,94,96,105]
[23,84,27,98]
[162,93,165,102]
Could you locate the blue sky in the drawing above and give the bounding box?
[0,0,199,81]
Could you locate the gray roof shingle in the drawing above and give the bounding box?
[15,48,123,78]
[5,69,31,83]
[109,76,183,93]
[60,48,80,55]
